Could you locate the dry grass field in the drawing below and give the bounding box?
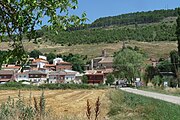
[0,40,177,59]
[0,89,109,119]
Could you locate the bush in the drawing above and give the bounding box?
[152,75,162,86]
[0,91,46,120]
[0,82,107,90]
[106,74,115,85]
[81,75,88,84]
[0,82,39,90]
[39,83,107,90]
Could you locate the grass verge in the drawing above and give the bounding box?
[108,90,180,120]
[139,86,180,96]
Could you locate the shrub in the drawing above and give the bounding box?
[81,75,88,84]
[39,83,107,90]
[152,75,162,86]
[106,74,115,85]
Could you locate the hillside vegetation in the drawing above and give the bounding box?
[0,41,177,59]
[91,9,177,27]
[36,8,178,45]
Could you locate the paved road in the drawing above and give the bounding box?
[120,88,180,105]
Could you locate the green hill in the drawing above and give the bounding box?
[91,9,177,27]
[35,8,178,45]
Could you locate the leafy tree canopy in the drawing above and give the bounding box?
[113,48,144,81]
[0,0,86,65]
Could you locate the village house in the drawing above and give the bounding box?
[48,70,80,84]
[90,50,113,70]
[0,70,15,84]
[44,64,56,71]
[75,72,84,84]
[48,71,66,83]
[53,58,64,65]
[28,70,47,85]
[15,72,29,82]
[30,55,49,69]
[2,65,21,71]
[64,70,77,83]
[56,61,72,71]
[85,70,105,84]
[31,58,49,69]
[97,57,113,69]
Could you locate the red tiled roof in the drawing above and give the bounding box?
[56,61,71,65]
[32,58,48,63]
[45,64,56,67]
[0,70,14,75]
[0,79,11,82]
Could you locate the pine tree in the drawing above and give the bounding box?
[176,8,180,56]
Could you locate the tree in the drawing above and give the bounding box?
[29,49,42,58]
[46,52,56,63]
[170,50,179,74]
[113,48,144,83]
[176,8,180,55]
[0,0,86,65]
[81,75,88,84]
[144,65,159,82]
[170,50,180,87]
[152,75,162,86]
[62,54,86,73]
[106,74,115,85]
[157,60,172,72]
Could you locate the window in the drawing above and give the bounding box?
[24,75,26,78]
[19,75,21,78]
[30,75,33,77]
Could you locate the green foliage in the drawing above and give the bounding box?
[113,48,144,81]
[61,53,87,73]
[0,82,38,90]
[46,52,56,64]
[144,65,159,81]
[0,0,86,65]
[176,8,180,55]
[157,60,172,72]
[81,75,88,84]
[0,82,107,90]
[106,74,115,85]
[109,90,180,120]
[43,23,177,45]
[152,75,163,86]
[36,8,178,45]
[39,83,107,90]
[92,9,177,27]
[0,90,47,120]
[29,49,43,59]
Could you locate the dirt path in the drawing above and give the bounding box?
[120,88,180,105]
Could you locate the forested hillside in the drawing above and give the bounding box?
[34,8,178,45]
[91,9,177,27]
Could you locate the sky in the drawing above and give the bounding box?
[41,0,180,26]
